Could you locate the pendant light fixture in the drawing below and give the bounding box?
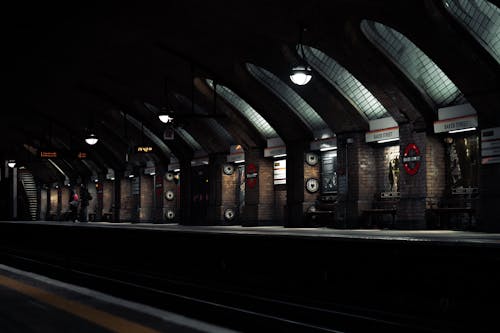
[290,25,312,86]
[85,112,99,145]
[85,133,99,145]
[7,160,16,168]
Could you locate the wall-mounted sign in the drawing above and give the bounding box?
[433,115,477,133]
[77,152,87,159]
[264,145,286,157]
[246,163,258,189]
[365,126,399,143]
[227,144,245,163]
[481,127,500,165]
[144,167,156,175]
[40,151,58,158]
[135,146,153,153]
[273,159,286,185]
[402,143,421,175]
[310,137,337,151]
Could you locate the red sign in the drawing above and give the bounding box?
[402,143,421,175]
[246,163,258,189]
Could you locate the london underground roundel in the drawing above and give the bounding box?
[402,143,421,175]
[246,163,258,189]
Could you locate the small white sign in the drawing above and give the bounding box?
[310,137,337,151]
[227,152,245,162]
[481,127,500,164]
[264,145,286,157]
[273,159,286,185]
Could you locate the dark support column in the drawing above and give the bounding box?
[285,140,307,227]
[478,122,500,231]
[335,133,376,228]
[179,158,192,225]
[207,153,225,224]
[113,172,121,223]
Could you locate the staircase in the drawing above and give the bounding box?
[19,170,38,220]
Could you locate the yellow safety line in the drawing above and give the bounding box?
[0,274,164,333]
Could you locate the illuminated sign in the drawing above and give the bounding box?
[77,152,87,159]
[136,146,153,153]
[273,159,286,185]
[433,115,477,133]
[40,151,58,158]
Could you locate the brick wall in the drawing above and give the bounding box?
[258,157,275,222]
[274,185,286,222]
[49,188,58,216]
[140,175,153,222]
[120,178,132,221]
[242,148,276,225]
[304,160,320,210]
[88,183,98,215]
[61,187,70,214]
[426,136,445,208]
[221,167,238,223]
[102,181,113,214]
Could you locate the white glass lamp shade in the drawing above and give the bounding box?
[7,160,16,168]
[290,65,312,85]
[159,107,175,123]
[158,114,174,123]
[85,133,99,145]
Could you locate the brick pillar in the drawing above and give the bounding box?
[164,171,178,223]
[119,176,132,221]
[303,154,320,212]
[241,148,274,226]
[152,172,164,223]
[397,124,427,229]
[113,172,121,223]
[140,174,153,222]
[179,158,192,225]
[425,136,446,209]
[285,140,308,227]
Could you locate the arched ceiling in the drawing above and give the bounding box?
[3,0,499,180]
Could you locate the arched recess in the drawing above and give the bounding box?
[361,20,469,112]
[246,63,333,140]
[442,0,500,64]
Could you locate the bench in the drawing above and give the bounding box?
[304,210,335,227]
[427,207,475,230]
[362,208,397,229]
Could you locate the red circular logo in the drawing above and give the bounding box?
[246,163,258,189]
[402,143,421,175]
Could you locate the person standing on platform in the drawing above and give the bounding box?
[79,185,92,222]
[69,188,79,222]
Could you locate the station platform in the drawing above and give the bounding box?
[0,264,235,333]
[3,220,500,247]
